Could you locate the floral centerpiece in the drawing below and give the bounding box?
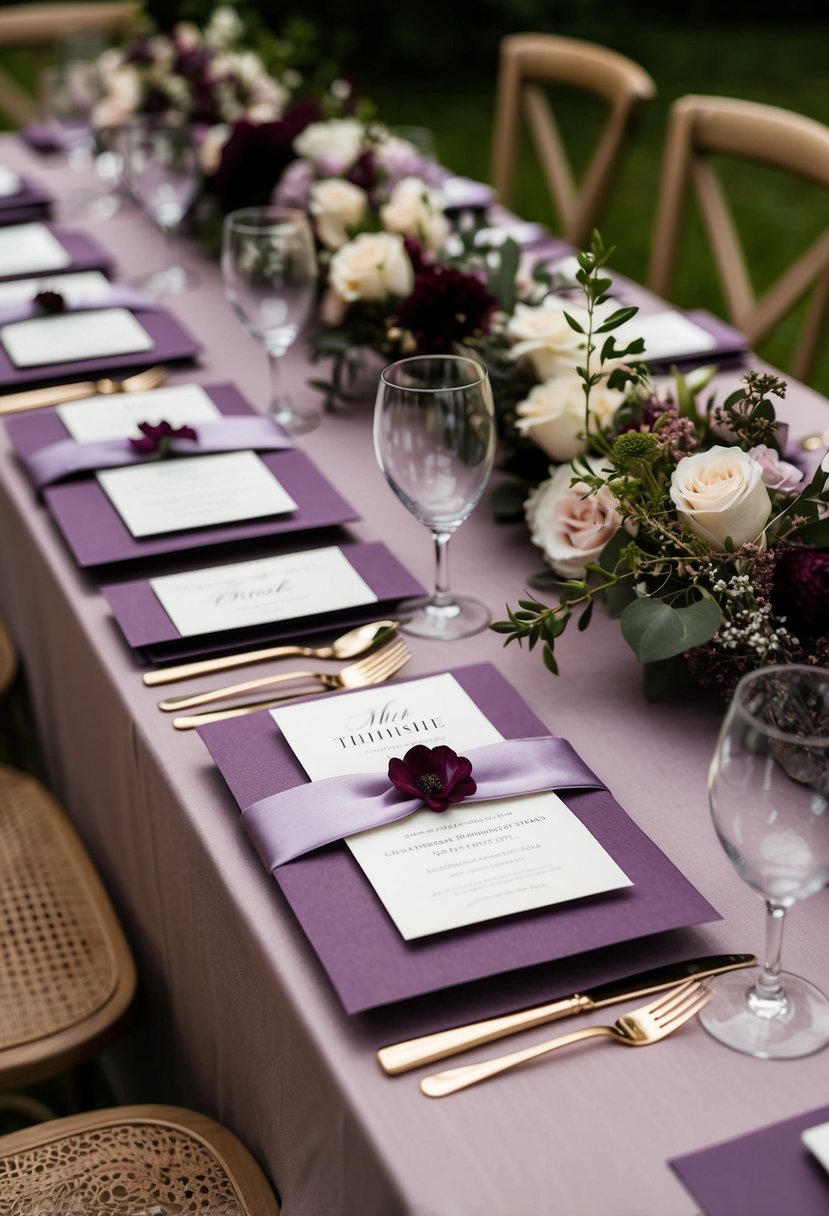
[492,233,829,701]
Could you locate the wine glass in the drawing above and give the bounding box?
[41,61,102,211]
[123,121,201,296]
[221,206,320,435]
[374,354,496,639]
[701,663,829,1059]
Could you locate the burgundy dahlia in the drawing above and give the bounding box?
[388,745,476,812]
[774,548,829,635]
[206,99,323,214]
[130,421,197,456]
[392,264,497,353]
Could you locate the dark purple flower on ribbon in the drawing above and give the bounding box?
[129,420,198,457]
[391,263,498,354]
[388,745,476,812]
[34,290,65,314]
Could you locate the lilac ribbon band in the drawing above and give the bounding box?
[242,735,606,870]
[25,416,294,488]
[0,286,157,327]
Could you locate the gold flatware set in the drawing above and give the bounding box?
[0,364,169,414]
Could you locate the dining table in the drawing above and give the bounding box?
[1,131,829,1216]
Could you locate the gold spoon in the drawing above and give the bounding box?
[142,619,400,687]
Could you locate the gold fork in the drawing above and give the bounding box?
[420,980,712,1097]
[0,364,169,415]
[169,638,412,729]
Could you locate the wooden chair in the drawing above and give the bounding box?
[0,764,137,1099]
[647,95,829,385]
[0,617,16,702]
[0,2,140,128]
[490,33,656,250]
[0,1105,281,1212]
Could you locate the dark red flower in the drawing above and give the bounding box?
[392,263,498,353]
[388,745,476,812]
[774,547,829,634]
[34,290,65,314]
[205,100,323,214]
[129,421,197,456]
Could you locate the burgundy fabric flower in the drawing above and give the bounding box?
[392,263,498,353]
[388,745,476,812]
[129,421,197,456]
[34,290,65,314]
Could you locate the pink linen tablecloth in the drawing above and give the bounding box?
[1,136,828,1216]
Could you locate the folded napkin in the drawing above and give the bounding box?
[23,416,295,489]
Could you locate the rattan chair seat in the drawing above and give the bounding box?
[0,1105,280,1214]
[0,765,136,1088]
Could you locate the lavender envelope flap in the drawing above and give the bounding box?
[100,540,426,650]
[670,1105,829,1216]
[0,227,114,282]
[198,662,720,1013]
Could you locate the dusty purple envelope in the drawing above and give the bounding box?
[670,1105,829,1216]
[0,303,199,390]
[0,177,53,224]
[198,661,720,1014]
[100,540,425,662]
[5,382,359,567]
[0,225,114,283]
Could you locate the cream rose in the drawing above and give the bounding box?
[515,370,624,462]
[379,176,449,251]
[309,179,368,250]
[293,118,364,173]
[506,297,588,380]
[525,463,624,579]
[670,445,772,551]
[328,232,414,303]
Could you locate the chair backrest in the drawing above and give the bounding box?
[490,33,656,250]
[647,94,829,385]
[0,2,140,127]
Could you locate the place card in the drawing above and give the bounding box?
[150,546,377,638]
[96,450,297,539]
[0,269,110,308]
[0,167,22,198]
[271,673,631,940]
[1,307,154,368]
[58,383,221,444]
[0,221,71,276]
[801,1120,829,1175]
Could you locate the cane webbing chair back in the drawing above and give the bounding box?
[0,1105,281,1214]
[491,33,656,250]
[647,94,829,385]
[0,764,136,1088]
[0,2,140,127]
[0,618,16,701]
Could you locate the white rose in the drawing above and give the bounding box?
[525,463,624,579]
[379,176,449,251]
[309,178,368,250]
[328,232,414,303]
[515,370,624,462]
[92,65,141,129]
[198,123,231,176]
[506,297,588,380]
[670,445,772,552]
[293,118,365,173]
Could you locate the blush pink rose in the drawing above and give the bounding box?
[525,463,624,578]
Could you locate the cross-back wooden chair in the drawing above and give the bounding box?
[0,2,140,128]
[647,95,829,385]
[0,1105,281,1212]
[490,33,656,251]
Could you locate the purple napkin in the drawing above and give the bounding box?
[670,1105,829,1216]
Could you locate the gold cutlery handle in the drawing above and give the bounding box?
[143,644,312,686]
[421,1025,613,1097]
[0,380,98,414]
[158,668,323,711]
[172,691,313,729]
[377,996,589,1074]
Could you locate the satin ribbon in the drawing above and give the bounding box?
[0,286,158,328]
[25,416,294,488]
[242,736,606,870]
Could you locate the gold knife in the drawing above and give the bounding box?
[377,952,755,1074]
[0,366,168,415]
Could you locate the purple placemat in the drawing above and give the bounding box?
[101,540,425,661]
[670,1104,829,1216]
[0,176,53,225]
[0,306,199,390]
[198,661,720,1013]
[0,226,114,282]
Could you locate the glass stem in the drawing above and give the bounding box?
[431,531,453,609]
[267,349,285,414]
[757,899,786,999]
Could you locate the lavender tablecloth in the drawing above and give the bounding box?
[1,136,829,1216]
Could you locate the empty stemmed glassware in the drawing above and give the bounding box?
[374,354,496,639]
[41,60,102,213]
[701,663,829,1058]
[221,205,320,434]
[123,121,201,296]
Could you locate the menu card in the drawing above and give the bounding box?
[271,672,631,940]
[0,167,21,197]
[58,383,221,443]
[802,1121,829,1175]
[0,222,71,276]
[1,307,154,368]
[96,450,297,538]
[150,546,377,637]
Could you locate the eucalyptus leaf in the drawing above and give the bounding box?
[620,597,722,663]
